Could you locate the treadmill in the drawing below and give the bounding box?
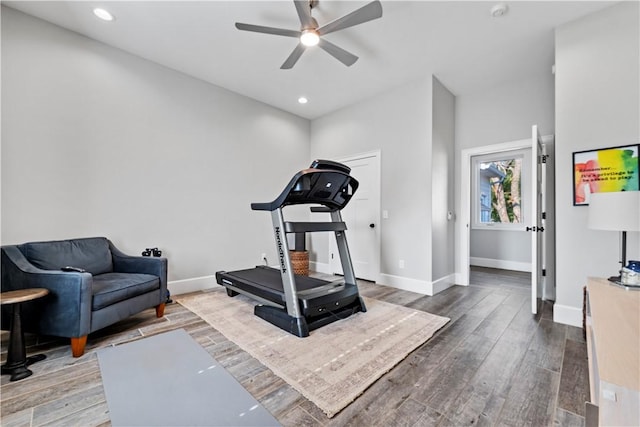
[216,159,367,337]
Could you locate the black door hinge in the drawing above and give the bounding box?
[542,212,546,220]
[542,269,546,277]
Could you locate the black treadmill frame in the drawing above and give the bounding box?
[216,160,367,337]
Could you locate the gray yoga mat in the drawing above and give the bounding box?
[98,328,280,427]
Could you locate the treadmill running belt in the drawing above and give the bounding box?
[223,266,328,292]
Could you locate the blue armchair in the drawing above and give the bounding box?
[1,237,167,357]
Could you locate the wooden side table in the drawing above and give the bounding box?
[1,288,49,381]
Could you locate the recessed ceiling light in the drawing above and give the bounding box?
[93,8,114,21]
[490,3,509,18]
[298,97,308,104]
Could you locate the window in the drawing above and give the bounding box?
[480,192,491,222]
[472,150,528,229]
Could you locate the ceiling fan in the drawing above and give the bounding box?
[235,0,383,69]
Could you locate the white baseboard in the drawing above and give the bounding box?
[311,262,455,296]
[553,304,583,327]
[470,257,531,272]
[431,274,457,295]
[183,265,454,298]
[168,275,217,296]
[378,273,455,296]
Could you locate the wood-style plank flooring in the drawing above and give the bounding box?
[1,267,589,426]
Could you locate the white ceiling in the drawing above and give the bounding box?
[4,1,615,119]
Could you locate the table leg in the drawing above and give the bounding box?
[1,302,46,381]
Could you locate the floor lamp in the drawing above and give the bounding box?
[587,191,640,284]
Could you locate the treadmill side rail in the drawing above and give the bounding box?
[271,208,303,319]
[330,210,359,287]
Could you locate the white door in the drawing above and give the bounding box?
[330,152,380,282]
[530,125,545,314]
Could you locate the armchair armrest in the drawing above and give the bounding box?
[108,241,168,294]
[1,246,93,337]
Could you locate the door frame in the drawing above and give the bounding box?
[330,150,381,282]
[458,138,537,286]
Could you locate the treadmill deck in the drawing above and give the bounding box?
[216,266,360,318]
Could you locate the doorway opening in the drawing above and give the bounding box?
[457,127,554,314]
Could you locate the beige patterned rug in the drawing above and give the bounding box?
[178,288,449,418]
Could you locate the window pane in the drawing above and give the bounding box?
[478,158,522,224]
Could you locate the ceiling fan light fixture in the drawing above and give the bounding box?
[93,8,114,21]
[300,29,320,47]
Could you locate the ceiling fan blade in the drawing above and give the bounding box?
[318,0,383,36]
[294,0,314,29]
[318,38,358,67]
[281,43,307,69]
[235,22,300,38]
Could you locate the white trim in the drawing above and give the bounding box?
[378,273,456,296]
[379,273,428,294]
[335,149,382,164]
[553,303,583,327]
[312,263,454,296]
[470,257,532,272]
[168,275,216,296]
[431,274,457,295]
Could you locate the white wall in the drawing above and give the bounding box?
[310,77,435,291]
[554,1,640,326]
[455,73,555,275]
[431,77,455,283]
[1,7,311,293]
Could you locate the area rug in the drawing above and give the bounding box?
[178,288,449,418]
[97,329,280,426]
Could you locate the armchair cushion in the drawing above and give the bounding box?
[92,273,160,310]
[22,237,113,275]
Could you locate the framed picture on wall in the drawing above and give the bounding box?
[573,143,639,206]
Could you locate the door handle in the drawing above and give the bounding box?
[526,226,536,232]
[369,223,375,229]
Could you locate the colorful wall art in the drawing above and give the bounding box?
[573,144,639,206]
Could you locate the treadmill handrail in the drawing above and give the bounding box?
[310,206,334,213]
[251,161,359,212]
[284,221,347,233]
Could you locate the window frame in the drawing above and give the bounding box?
[471,148,530,231]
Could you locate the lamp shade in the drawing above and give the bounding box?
[588,191,640,232]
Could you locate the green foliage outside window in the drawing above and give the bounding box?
[482,158,522,224]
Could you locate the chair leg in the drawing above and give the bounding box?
[71,336,87,358]
[155,303,165,318]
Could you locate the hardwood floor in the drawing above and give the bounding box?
[1,267,589,426]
